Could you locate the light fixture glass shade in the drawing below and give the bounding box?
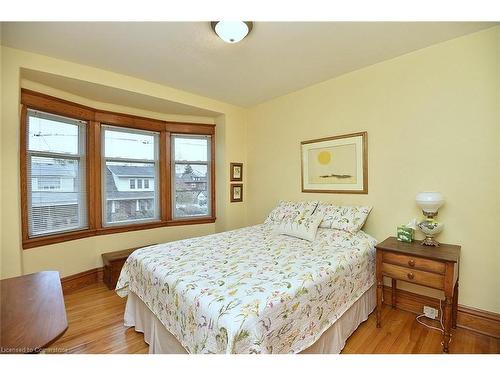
[212,21,252,43]
[416,192,444,214]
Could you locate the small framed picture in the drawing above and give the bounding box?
[230,162,243,182]
[230,184,243,202]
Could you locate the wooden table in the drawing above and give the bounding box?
[375,237,460,353]
[0,271,68,354]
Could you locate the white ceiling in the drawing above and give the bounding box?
[2,22,497,107]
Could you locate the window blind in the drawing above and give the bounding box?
[171,134,211,219]
[26,109,88,237]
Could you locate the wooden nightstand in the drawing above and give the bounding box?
[375,237,460,353]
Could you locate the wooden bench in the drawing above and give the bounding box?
[102,245,154,290]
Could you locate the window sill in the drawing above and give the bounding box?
[167,217,216,226]
[22,217,216,249]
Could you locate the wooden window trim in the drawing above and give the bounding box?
[21,89,95,121]
[20,89,216,250]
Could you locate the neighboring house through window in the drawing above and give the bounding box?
[37,177,61,190]
[102,126,159,226]
[172,134,211,219]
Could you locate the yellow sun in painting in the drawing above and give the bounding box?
[317,151,331,165]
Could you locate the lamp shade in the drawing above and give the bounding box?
[416,192,444,213]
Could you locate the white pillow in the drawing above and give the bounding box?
[317,203,372,233]
[275,210,324,241]
[264,200,318,225]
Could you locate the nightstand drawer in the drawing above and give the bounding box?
[383,251,445,274]
[381,262,444,289]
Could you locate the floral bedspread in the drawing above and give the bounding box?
[116,224,377,354]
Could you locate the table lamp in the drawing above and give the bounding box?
[416,192,444,247]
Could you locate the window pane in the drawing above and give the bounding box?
[28,111,81,155]
[104,128,155,160]
[174,137,208,162]
[104,161,157,224]
[173,164,209,218]
[28,156,87,236]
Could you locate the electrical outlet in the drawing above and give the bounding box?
[423,305,438,319]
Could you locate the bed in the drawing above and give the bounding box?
[116,222,377,354]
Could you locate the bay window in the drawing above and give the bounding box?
[20,89,216,249]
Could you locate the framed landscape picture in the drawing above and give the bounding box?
[301,131,368,194]
[230,184,243,202]
[230,162,243,182]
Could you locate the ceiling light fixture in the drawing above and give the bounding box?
[211,21,253,43]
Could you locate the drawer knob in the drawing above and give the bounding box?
[407,272,415,280]
[408,259,415,267]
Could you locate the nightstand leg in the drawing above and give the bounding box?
[452,281,459,329]
[442,296,453,353]
[391,279,397,308]
[376,280,383,328]
[376,251,383,328]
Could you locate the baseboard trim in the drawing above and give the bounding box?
[383,286,500,338]
[61,267,103,294]
[456,305,500,339]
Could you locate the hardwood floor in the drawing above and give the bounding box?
[47,282,499,354]
[342,305,499,354]
[47,282,148,354]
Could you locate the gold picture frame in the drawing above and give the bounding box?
[230,162,243,182]
[301,131,368,194]
[230,184,243,202]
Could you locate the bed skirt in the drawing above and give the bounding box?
[124,284,376,354]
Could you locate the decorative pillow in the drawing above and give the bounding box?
[317,203,372,233]
[264,200,319,225]
[275,210,324,241]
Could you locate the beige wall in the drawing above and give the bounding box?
[1,46,247,278]
[246,27,500,313]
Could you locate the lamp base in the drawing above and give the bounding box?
[421,237,440,247]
